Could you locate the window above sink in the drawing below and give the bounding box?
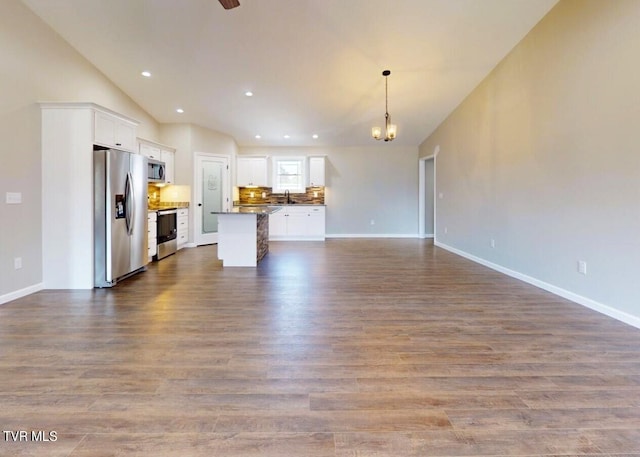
[272,156,306,194]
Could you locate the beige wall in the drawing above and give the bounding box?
[240,146,419,236]
[8,0,637,328]
[160,123,238,243]
[160,123,238,183]
[419,0,640,325]
[0,0,242,301]
[0,0,160,300]
[158,124,193,186]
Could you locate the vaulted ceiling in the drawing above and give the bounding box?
[22,0,558,147]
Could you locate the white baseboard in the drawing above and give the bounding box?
[435,241,640,330]
[269,236,326,241]
[0,283,44,306]
[326,233,419,239]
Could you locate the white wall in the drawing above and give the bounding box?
[0,0,159,302]
[419,0,640,326]
[240,146,419,236]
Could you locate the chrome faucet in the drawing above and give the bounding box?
[284,189,291,204]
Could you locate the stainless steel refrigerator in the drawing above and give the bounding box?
[94,147,148,287]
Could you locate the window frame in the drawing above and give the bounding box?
[271,156,307,194]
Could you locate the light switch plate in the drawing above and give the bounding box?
[578,260,587,275]
[6,192,22,204]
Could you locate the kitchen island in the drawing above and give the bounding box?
[213,206,282,266]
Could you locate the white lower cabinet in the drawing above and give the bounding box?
[177,208,189,249]
[307,207,326,238]
[269,206,325,240]
[269,211,287,237]
[148,211,157,260]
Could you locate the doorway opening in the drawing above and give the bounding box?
[418,150,437,238]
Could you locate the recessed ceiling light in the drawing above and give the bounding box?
[255,134,261,139]
[176,108,184,114]
[245,91,253,97]
[312,134,319,139]
[141,71,151,77]
[283,135,290,139]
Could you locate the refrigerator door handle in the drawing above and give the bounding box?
[129,172,136,235]
[125,172,135,235]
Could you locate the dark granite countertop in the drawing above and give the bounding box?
[213,206,283,215]
[148,204,189,212]
[234,203,326,207]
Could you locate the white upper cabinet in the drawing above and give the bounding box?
[308,156,326,187]
[94,110,137,152]
[139,139,176,184]
[139,142,161,160]
[237,157,268,187]
[161,149,175,184]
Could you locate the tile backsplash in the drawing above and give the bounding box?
[148,185,162,208]
[148,184,189,209]
[149,184,322,208]
[237,187,325,205]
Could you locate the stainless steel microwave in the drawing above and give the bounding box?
[148,158,166,183]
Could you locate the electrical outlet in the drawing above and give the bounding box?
[490,239,495,248]
[370,219,375,226]
[444,227,448,234]
[578,260,587,275]
[14,257,22,270]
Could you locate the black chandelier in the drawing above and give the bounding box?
[371,70,397,141]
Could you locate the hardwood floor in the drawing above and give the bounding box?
[1,239,639,456]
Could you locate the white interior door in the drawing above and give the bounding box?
[194,154,229,245]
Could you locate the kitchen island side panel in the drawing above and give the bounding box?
[217,213,258,266]
[215,207,280,267]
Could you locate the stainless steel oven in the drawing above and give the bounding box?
[155,209,177,260]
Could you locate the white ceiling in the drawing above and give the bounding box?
[22,0,558,147]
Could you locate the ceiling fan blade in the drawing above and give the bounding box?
[218,0,240,9]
